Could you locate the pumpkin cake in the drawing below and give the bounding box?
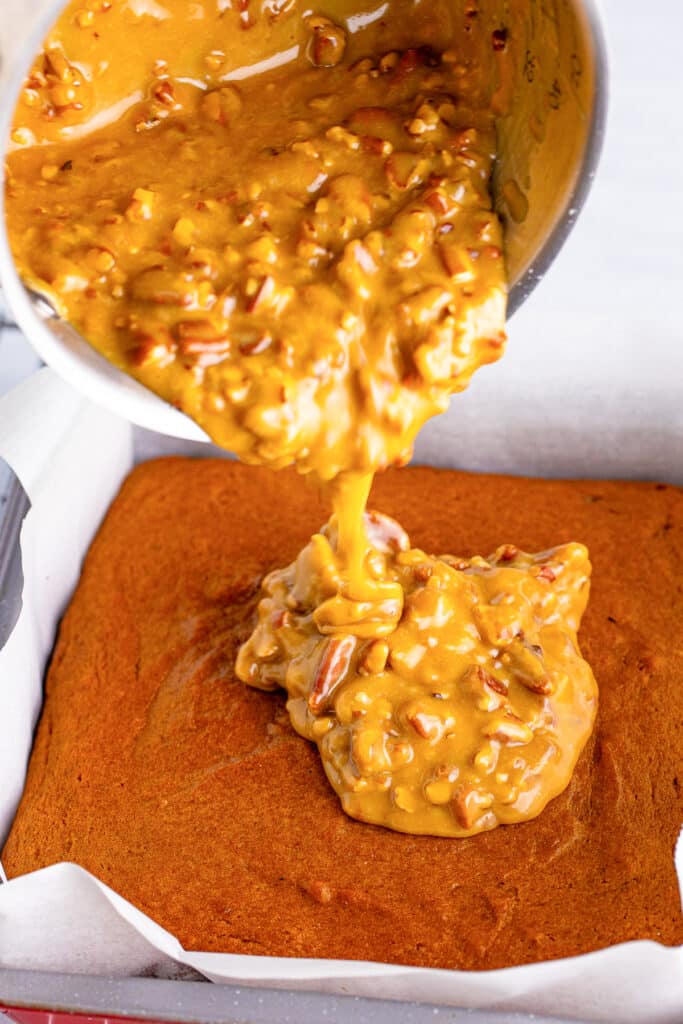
[3,457,682,969]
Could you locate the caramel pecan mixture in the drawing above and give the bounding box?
[7,9,505,479]
[237,513,597,836]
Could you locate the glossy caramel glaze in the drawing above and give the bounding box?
[237,510,597,836]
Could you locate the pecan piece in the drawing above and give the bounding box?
[483,712,533,745]
[477,667,508,696]
[152,80,178,109]
[497,544,519,562]
[521,677,554,696]
[385,151,428,190]
[439,242,474,282]
[406,709,445,741]
[176,320,229,358]
[246,275,275,313]
[459,666,508,710]
[239,332,272,356]
[307,16,346,67]
[271,609,293,630]
[365,510,410,553]
[128,327,175,368]
[451,782,492,830]
[361,135,392,156]
[245,275,292,315]
[131,268,197,306]
[358,639,390,676]
[424,189,451,216]
[506,638,554,695]
[308,635,356,714]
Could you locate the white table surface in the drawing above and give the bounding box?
[1,0,681,480]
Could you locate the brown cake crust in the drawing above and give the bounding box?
[3,458,682,969]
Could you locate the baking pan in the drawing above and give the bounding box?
[0,966,588,1024]
[0,458,29,657]
[0,449,588,1024]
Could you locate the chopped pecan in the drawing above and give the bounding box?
[246,275,273,313]
[439,243,474,281]
[308,636,356,713]
[271,609,293,630]
[477,667,508,696]
[424,190,450,216]
[413,563,432,583]
[483,712,533,745]
[451,782,492,830]
[361,135,392,156]
[365,510,410,553]
[352,725,391,775]
[505,637,554,695]
[152,80,178,109]
[128,327,175,368]
[359,639,390,676]
[406,709,444,741]
[239,332,272,356]
[385,151,427,190]
[307,16,346,67]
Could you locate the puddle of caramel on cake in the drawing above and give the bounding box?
[237,510,597,836]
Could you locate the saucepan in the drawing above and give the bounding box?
[0,0,607,443]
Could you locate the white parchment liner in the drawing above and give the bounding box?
[0,369,682,1023]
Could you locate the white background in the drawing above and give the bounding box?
[1,0,682,480]
[415,0,683,479]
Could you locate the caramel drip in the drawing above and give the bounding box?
[330,472,375,602]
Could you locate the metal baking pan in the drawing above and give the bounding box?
[0,445,588,1024]
[0,966,588,1024]
[0,458,28,657]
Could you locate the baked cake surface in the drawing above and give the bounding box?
[3,458,682,968]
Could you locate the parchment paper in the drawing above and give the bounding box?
[0,368,682,1023]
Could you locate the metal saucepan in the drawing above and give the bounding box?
[0,0,607,442]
